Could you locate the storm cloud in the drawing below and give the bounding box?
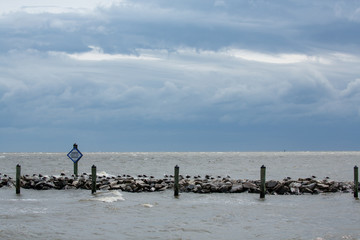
[1,0,360,151]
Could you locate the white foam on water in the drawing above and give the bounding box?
[97,171,114,178]
[141,203,154,208]
[9,199,43,202]
[92,190,125,203]
[19,208,48,214]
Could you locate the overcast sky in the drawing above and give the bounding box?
[1,0,360,152]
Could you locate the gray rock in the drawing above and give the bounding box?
[200,188,211,193]
[304,183,316,190]
[289,182,302,188]
[109,184,121,189]
[243,181,257,190]
[187,184,195,191]
[316,183,329,190]
[99,185,110,190]
[209,183,218,192]
[277,185,290,195]
[290,187,300,194]
[230,184,244,193]
[266,180,278,189]
[218,184,231,192]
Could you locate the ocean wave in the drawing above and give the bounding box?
[88,190,125,203]
[141,203,154,208]
[97,171,114,178]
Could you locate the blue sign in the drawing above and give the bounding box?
[67,147,83,163]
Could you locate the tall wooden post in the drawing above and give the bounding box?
[73,143,78,177]
[354,166,358,199]
[74,162,78,177]
[174,165,179,197]
[16,164,21,194]
[260,165,266,199]
[92,165,97,194]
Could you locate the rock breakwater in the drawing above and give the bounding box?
[0,173,355,195]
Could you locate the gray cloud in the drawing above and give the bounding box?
[1,0,359,54]
[1,47,359,126]
[1,0,360,151]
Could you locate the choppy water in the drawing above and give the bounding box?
[1,152,360,240]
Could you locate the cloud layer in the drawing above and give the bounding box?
[1,0,360,151]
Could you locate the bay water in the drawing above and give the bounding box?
[1,152,360,240]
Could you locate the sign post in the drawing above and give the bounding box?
[67,143,83,177]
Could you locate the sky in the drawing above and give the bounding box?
[1,0,360,152]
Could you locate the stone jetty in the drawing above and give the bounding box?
[0,172,355,195]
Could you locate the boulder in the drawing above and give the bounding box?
[243,181,258,190]
[230,184,244,193]
[266,180,278,189]
[289,182,302,188]
[316,183,329,190]
[109,184,122,190]
[218,184,231,193]
[290,187,300,195]
[302,187,313,194]
[303,183,316,190]
[276,185,290,195]
[186,184,196,192]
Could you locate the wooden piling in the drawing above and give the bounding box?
[74,161,78,177]
[174,165,179,197]
[354,165,358,199]
[16,164,21,194]
[260,165,266,199]
[92,165,97,194]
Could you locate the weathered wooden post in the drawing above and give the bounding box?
[73,143,79,177]
[354,165,358,199]
[74,162,78,177]
[92,165,97,194]
[16,164,21,194]
[260,165,266,199]
[174,165,179,197]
